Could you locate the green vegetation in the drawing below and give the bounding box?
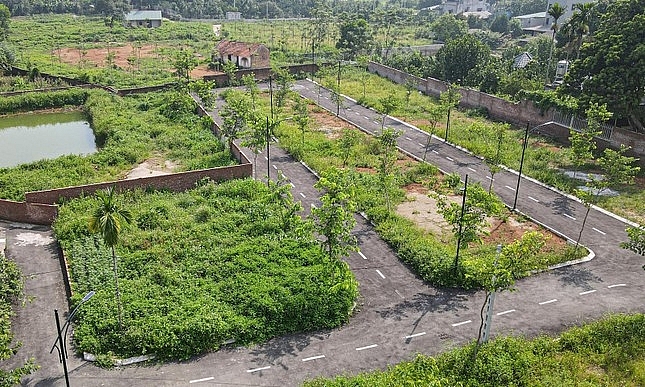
[0,89,233,201]
[0,88,87,114]
[1,252,38,385]
[236,89,584,290]
[319,65,645,225]
[52,179,358,361]
[305,313,645,387]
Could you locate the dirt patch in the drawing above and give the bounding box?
[126,157,179,179]
[396,183,565,248]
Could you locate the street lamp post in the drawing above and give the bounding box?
[512,122,530,211]
[50,291,95,387]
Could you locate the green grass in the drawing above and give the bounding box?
[53,179,358,361]
[0,89,233,201]
[304,313,645,387]
[321,66,643,225]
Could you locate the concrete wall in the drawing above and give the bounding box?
[203,63,318,87]
[0,199,58,225]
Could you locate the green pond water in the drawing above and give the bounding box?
[0,111,96,168]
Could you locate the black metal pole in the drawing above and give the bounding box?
[54,309,71,387]
[444,106,451,142]
[513,122,530,211]
[454,174,468,272]
[269,76,274,121]
[266,116,270,186]
[336,60,341,117]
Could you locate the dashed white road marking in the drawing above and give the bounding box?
[505,185,516,191]
[563,213,576,220]
[405,332,427,339]
[264,156,268,160]
[452,320,472,327]
[579,290,596,295]
[358,251,367,260]
[272,165,278,170]
[376,269,386,279]
[394,289,404,299]
[446,156,454,162]
[607,284,626,288]
[592,227,606,235]
[355,112,360,115]
[496,309,516,316]
[189,377,214,384]
[299,192,306,198]
[539,299,558,305]
[419,143,425,147]
[310,203,317,209]
[372,120,379,124]
[356,344,378,351]
[432,150,439,154]
[247,366,271,373]
[405,137,412,141]
[290,183,295,188]
[302,355,325,362]
[486,176,493,180]
[528,196,539,203]
[467,167,477,172]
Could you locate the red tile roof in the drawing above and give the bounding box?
[217,40,267,57]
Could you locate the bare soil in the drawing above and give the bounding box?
[126,156,179,179]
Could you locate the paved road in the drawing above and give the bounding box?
[5,85,644,386]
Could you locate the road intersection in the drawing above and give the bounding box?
[4,81,644,386]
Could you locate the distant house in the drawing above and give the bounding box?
[124,10,163,28]
[514,0,597,35]
[216,40,270,69]
[439,0,491,17]
[226,11,242,20]
[512,52,533,69]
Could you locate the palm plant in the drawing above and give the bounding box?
[570,3,594,59]
[88,186,132,330]
[545,3,565,84]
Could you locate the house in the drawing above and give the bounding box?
[124,10,163,28]
[226,11,242,20]
[438,0,491,17]
[514,0,596,35]
[512,52,533,69]
[216,40,270,69]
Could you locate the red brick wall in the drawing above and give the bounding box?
[0,199,58,225]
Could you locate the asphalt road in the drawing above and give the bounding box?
[4,83,644,387]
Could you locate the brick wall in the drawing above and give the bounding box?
[203,63,318,87]
[0,199,58,225]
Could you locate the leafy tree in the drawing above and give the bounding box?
[273,65,295,112]
[336,17,373,60]
[378,92,400,130]
[356,55,371,101]
[485,124,507,193]
[377,127,402,212]
[567,2,595,60]
[437,182,505,270]
[310,168,358,274]
[88,186,132,330]
[502,231,548,278]
[190,80,216,110]
[173,49,198,81]
[490,15,509,34]
[575,144,640,252]
[241,112,266,179]
[545,2,565,84]
[563,0,645,126]
[242,73,259,109]
[307,0,333,64]
[268,172,303,234]
[220,91,253,152]
[0,4,10,41]
[435,34,491,85]
[222,61,238,87]
[568,102,608,178]
[339,128,360,167]
[0,42,15,73]
[287,96,306,141]
[430,14,468,43]
[422,104,445,161]
[621,227,645,262]
[440,84,461,141]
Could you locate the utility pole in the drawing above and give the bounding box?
[337,60,341,116]
[513,122,530,211]
[266,116,271,186]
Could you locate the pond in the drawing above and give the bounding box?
[0,111,97,168]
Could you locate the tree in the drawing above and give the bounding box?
[242,73,259,110]
[273,65,295,112]
[563,0,645,127]
[378,92,400,130]
[545,2,565,84]
[336,17,373,60]
[621,227,645,262]
[339,128,360,167]
[568,2,595,60]
[0,42,15,73]
[485,124,507,193]
[220,91,253,152]
[568,102,609,179]
[222,61,238,87]
[190,80,216,110]
[0,4,10,41]
[575,145,640,252]
[430,14,468,43]
[88,186,132,330]
[173,49,198,81]
[268,172,303,234]
[377,127,402,212]
[435,34,491,85]
[437,181,505,271]
[310,168,358,274]
[307,0,332,64]
[293,97,310,146]
[440,84,461,141]
[240,112,266,179]
[356,55,371,101]
[422,104,445,161]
